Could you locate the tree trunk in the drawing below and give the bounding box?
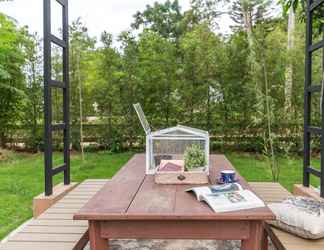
[285,6,295,113]
[206,85,211,131]
[243,9,253,39]
[241,1,262,116]
[77,51,84,161]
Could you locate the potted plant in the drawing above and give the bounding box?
[184,144,206,172]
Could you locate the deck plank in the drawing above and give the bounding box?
[23,225,87,234]
[52,203,87,209]
[38,213,74,220]
[56,200,89,204]
[9,232,83,242]
[0,179,108,250]
[46,208,81,214]
[0,242,75,250]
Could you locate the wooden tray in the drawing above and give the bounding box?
[155,170,208,184]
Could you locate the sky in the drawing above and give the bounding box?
[1,0,234,46]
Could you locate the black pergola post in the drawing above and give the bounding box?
[43,0,70,196]
[304,0,324,197]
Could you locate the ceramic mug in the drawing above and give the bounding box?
[220,170,236,183]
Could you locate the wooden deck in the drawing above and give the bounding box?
[0,179,108,250]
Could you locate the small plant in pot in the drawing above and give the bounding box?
[184,144,206,172]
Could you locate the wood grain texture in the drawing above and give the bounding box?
[0,242,75,250]
[74,154,146,219]
[74,154,274,221]
[23,226,87,234]
[155,170,209,184]
[9,232,83,242]
[241,221,262,250]
[101,220,250,240]
[89,221,108,250]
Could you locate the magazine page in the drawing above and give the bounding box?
[186,183,243,202]
[186,186,212,201]
[201,190,265,213]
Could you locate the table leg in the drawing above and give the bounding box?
[241,221,262,250]
[89,221,108,250]
[261,227,269,250]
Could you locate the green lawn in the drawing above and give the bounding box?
[226,152,320,192]
[0,150,320,240]
[0,150,133,240]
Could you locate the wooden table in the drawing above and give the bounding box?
[74,154,274,250]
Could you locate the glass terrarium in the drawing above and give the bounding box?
[134,104,209,184]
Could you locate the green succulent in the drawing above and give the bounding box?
[184,144,206,170]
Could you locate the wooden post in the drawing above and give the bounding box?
[89,221,108,250]
[261,226,269,250]
[241,221,262,250]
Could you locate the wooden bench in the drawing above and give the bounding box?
[249,182,324,250]
[0,179,108,250]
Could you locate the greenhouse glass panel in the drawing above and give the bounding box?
[134,104,209,176]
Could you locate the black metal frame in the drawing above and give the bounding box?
[44,0,70,196]
[304,0,324,197]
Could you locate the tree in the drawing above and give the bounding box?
[69,18,96,154]
[189,0,228,29]
[230,0,272,34]
[252,19,288,181]
[131,0,185,43]
[95,31,123,150]
[220,31,255,139]
[136,30,178,127]
[229,0,273,118]
[284,4,295,113]
[179,23,222,130]
[117,31,141,148]
[0,13,28,147]
[24,33,43,151]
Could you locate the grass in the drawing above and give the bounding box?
[0,150,133,240]
[225,152,320,192]
[0,150,320,240]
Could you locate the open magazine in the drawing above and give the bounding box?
[186,183,265,213]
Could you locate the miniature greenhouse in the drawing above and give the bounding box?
[133,103,210,177]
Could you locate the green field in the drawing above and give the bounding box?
[0,150,320,240]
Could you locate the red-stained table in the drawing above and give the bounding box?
[74,154,274,250]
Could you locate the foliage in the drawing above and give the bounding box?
[0,13,30,147]
[23,33,43,151]
[0,1,322,162]
[131,0,184,41]
[184,144,206,170]
[69,18,96,150]
[281,0,323,34]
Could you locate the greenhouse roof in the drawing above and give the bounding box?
[151,125,209,137]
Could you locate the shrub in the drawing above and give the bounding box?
[184,144,206,170]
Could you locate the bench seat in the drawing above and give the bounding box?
[249,182,324,250]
